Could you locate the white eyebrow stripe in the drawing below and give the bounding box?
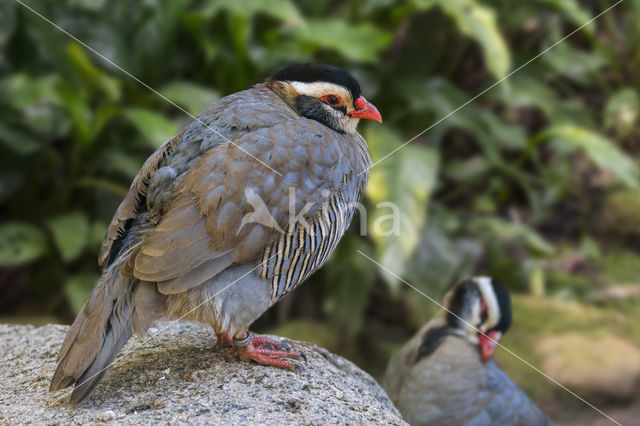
[475,276,500,331]
[289,81,352,102]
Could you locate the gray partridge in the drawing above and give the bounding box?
[50,63,382,403]
[383,277,552,426]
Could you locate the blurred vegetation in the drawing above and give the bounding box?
[1,0,639,411]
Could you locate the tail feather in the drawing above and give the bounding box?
[50,259,136,402]
[69,313,133,403]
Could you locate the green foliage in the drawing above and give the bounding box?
[46,211,89,262]
[294,20,391,62]
[0,223,47,266]
[604,88,639,138]
[123,108,179,148]
[366,125,439,287]
[160,81,220,114]
[413,0,511,79]
[63,272,100,313]
[1,1,639,351]
[539,125,640,188]
[322,235,377,338]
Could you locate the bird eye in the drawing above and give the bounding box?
[480,299,488,322]
[321,95,342,107]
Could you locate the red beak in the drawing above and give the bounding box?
[478,330,502,363]
[348,96,382,123]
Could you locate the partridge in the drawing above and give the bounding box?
[383,277,551,426]
[50,63,382,402]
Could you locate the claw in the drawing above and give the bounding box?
[237,344,297,371]
[226,334,304,371]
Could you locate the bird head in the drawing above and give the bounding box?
[442,276,512,363]
[266,63,382,134]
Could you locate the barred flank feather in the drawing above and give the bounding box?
[262,192,352,305]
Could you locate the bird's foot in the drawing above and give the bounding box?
[224,333,303,371]
[215,332,234,350]
[251,336,291,350]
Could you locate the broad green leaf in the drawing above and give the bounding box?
[66,42,121,101]
[468,217,555,256]
[198,0,305,27]
[91,103,120,140]
[494,76,556,115]
[103,150,145,178]
[365,126,439,287]
[0,223,47,266]
[603,88,639,138]
[399,78,522,150]
[537,0,593,35]
[477,110,527,150]
[444,157,489,182]
[64,273,100,314]
[398,78,476,132]
[1,74,61,110]
[123,108,179,148]
[227,12,251,57]
[542,41,607,84]
[89,221,108,248]
[0,74,70,137]
[46,212,90,262]
[294,20,391,62]
[0,123,42,155]
[55,84,92,144]
[160,81,219,115]
[495,76,596,127]
[413,0,511,78]
[542,125,640,188]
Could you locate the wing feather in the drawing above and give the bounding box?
[98,130,185,267]
[125,116,364,295]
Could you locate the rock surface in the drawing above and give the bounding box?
[0,322,405,425]
[536,333,640,401]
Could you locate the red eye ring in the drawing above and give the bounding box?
[320,94,343,107]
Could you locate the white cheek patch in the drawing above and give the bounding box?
[340,115,359,134]
[289,81,352,105]
[475,276,500,331]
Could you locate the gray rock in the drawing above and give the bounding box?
[0,321,405,425]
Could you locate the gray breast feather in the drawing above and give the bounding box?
[479,361,552,426]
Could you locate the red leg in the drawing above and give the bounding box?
[215,332,233,350]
